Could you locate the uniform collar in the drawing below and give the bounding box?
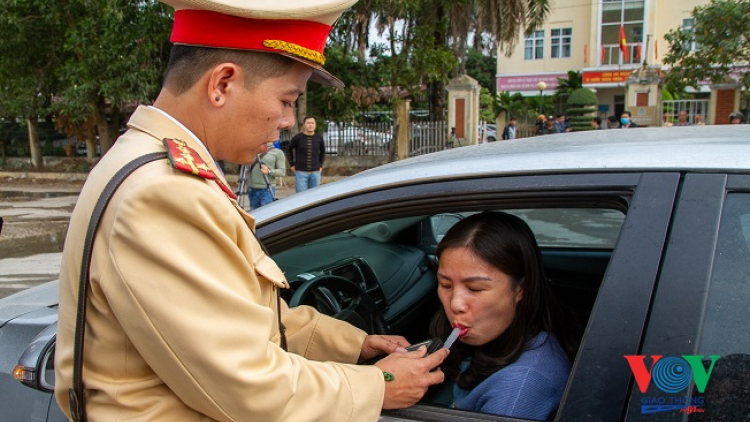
[127,105,228,184]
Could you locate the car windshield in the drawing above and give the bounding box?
[343,208,624,249]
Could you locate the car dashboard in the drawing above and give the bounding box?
[274,230,439,340]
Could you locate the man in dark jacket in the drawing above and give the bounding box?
[502,117,517,140]
[288,116,326,192]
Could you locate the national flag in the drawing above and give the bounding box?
[619,25,629,62]
[584,44,588,63]
[636,43,642,62]
[601,46,606,65]
[654,40,658,62]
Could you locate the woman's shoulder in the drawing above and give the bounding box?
[515,332,571,381]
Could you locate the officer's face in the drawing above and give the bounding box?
[220,61,312,164]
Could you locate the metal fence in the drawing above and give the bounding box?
[662,99,710,125]
[409,121,452,157]
[322,121,392,156]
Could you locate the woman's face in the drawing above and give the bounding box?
[437,246,523,347]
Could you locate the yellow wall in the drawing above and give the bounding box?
[496,0,711,84]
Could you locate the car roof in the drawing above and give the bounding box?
[253,126,750,222]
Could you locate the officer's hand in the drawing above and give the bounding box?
[260,164,270,174]
[359,335,409,362]
[375,347,448,409]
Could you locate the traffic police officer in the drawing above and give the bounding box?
[54,1,448,420]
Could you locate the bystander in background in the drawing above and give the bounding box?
[607,115,619,129]
[673,111,691,127]
[502,117,517,140]
[288,116,325,192]
[249,141,286,209]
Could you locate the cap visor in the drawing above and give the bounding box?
[280,52,344,89]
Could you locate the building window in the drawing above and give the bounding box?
[600,0,644,65]
[551,28,572,58]
[524,30,544,60]
[682,18,699,51]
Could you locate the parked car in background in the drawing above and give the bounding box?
[323,122,391,155]
[479,123,497,142]
[3,126,750,421]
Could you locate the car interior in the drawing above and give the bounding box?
[273,206,626,413]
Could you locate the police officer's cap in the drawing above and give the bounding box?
[160,0,357,88]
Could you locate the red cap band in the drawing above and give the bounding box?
[171,9,331,62]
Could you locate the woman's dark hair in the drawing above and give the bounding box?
[429,211,579,390]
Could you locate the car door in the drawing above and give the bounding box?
[257,171,681,422]
[624,173,750,422]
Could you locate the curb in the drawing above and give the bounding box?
[0,172,345,186]
[0,171,89,182]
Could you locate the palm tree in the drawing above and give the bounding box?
[494,91,526,122]
[553,70,582,114]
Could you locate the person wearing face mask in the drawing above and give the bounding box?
[619,111,638,128]
[428,212,579,420]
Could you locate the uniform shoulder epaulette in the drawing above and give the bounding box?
[162,138,237,200]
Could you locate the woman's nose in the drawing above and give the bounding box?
[449,291,468,314]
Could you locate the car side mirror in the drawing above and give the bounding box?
[13,322,57,392]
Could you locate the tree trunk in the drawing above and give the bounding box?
[93,99,110,157]
[293,90,308,135]
[430,81,446,121]
[431,5,447,120]
[109,104,122,145]
[25,117,44,170]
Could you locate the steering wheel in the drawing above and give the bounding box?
[288,275,389,335]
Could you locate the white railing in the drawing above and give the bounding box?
[601,43,641,65]
[662,100,710,125]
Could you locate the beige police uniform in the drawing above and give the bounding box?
[55,105,385,421]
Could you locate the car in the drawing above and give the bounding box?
[323,123,391,155]
[479,123,497,142]
[2,125,750,421]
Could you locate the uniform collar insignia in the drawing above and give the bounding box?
[162,138,238,200]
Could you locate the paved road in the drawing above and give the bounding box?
[0,175,298,299]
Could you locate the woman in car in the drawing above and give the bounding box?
[429,212,578,420]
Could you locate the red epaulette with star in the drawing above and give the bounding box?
[162,138,237,200]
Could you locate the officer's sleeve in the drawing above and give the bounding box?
[281,299,368,363]
[103,174,384,422]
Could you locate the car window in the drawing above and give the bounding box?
[693,193,750,419]
[506,208,625,249]
[698,193,750,356]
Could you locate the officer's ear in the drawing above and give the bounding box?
[206,63,243,107]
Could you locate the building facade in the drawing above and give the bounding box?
[496,0,745,125]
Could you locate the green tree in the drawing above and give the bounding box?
[479,88,496,122]
[54,0,172,159]
[493,91,526,121]
[663,0,750,91]
[466,48,498,95]
[566,88,598,132]
[551,70,581,115]
[0,0,65,168]
[325,0,551,121]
